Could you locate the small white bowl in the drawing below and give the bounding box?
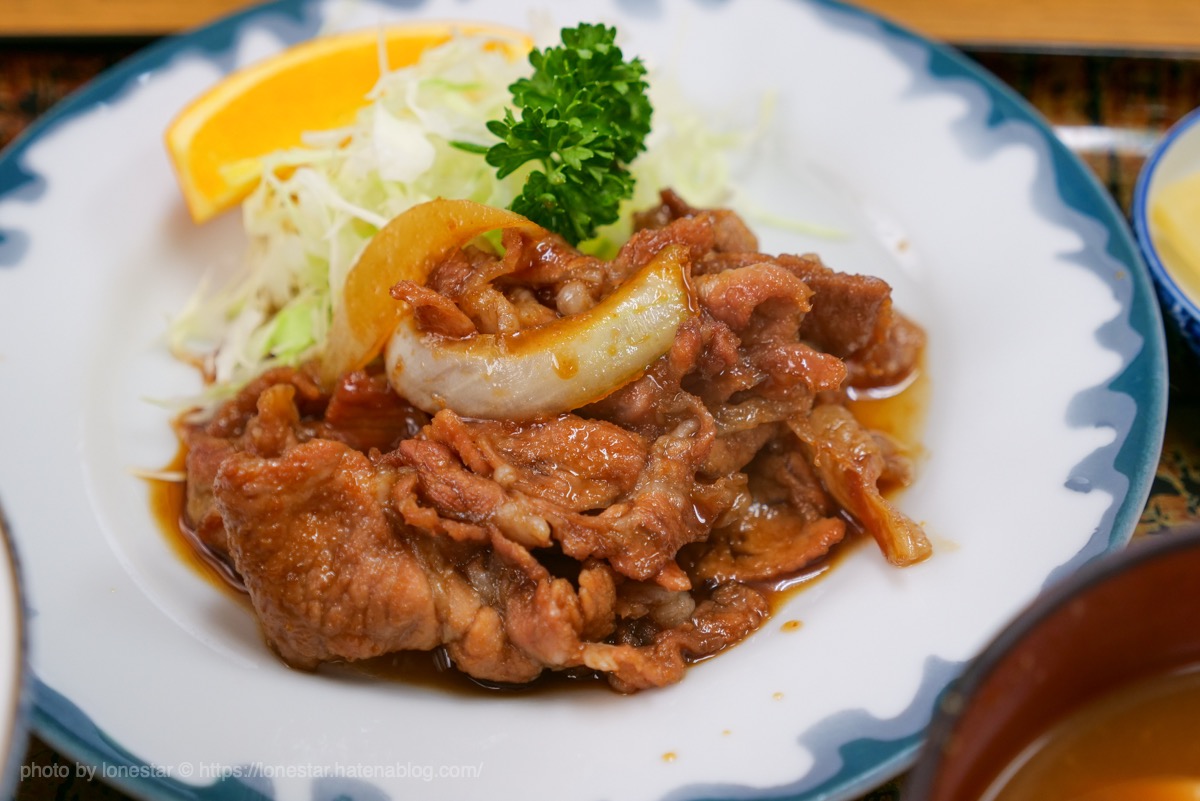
[0,507,27,800]
[1134,106,1200,358]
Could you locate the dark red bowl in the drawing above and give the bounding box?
[904,526,1200,800]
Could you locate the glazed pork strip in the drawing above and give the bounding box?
[184,193,929,690]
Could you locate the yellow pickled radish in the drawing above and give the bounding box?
[1151,169,1200,306]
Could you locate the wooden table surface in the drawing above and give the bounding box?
[2,0,1200,52]
[2,4,1200,801]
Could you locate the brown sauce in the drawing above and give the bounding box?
[146,445,248,604]
[754,360,932,613]
[339,648,615,696]
[758,529,869,614]
[551,350,579,379]
[846,360,930,451]
[146,366,928,695]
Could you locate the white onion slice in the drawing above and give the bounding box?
[386,244,694,420]
[320,199,546,386]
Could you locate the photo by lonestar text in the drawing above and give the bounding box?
[19,760,484,783]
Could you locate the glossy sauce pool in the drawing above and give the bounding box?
[146,366,928,693]
[147,445,247,603]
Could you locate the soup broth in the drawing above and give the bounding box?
[984,667,1200,800]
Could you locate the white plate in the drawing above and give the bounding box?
[0,1,1166,800]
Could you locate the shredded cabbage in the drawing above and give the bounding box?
[169,32,744,396]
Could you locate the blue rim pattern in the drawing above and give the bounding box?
[0,0,319,266]
[0,1,1167,800]
[1132,105,1200,360]
[819,0,1164,579]
[659,2,1166,799]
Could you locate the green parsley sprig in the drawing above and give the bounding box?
[457,23,652,245]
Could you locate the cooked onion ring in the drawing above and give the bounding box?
[386,244,694,420]
[321,199,546,386]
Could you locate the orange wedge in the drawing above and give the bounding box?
[165,22,530,223]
